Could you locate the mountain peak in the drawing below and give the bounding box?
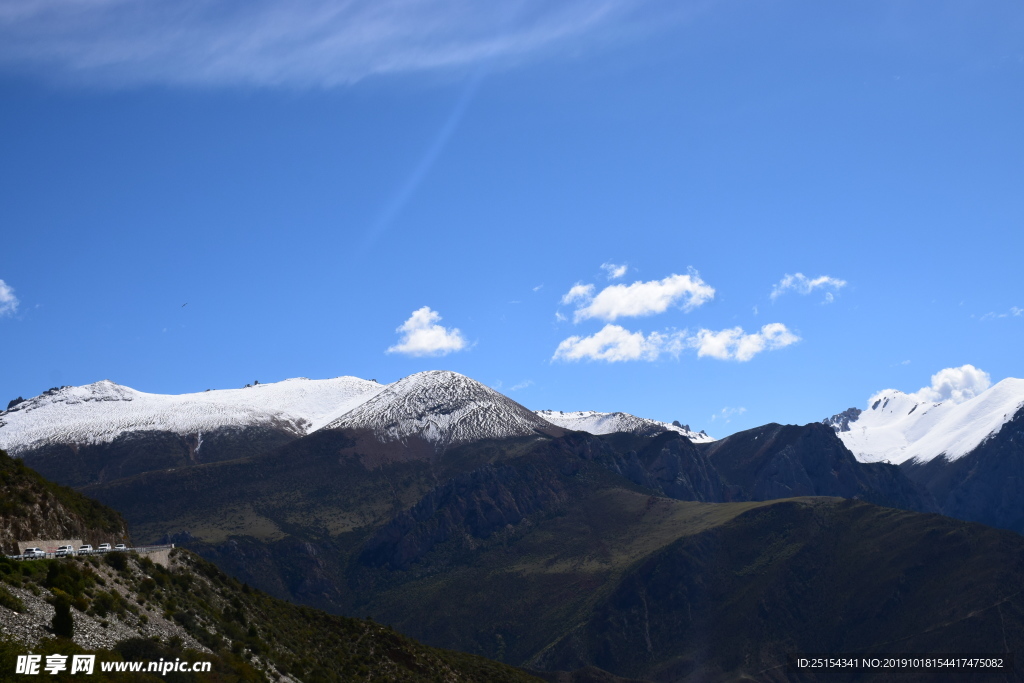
[322,370,556,448]
[830,376,1024,464]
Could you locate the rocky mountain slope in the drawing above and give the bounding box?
[323,371,560,450]
[0,549,542,682]
[0,449,128,555]
[699,422,935,512]
[535,410,713,443]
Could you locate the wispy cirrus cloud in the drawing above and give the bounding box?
[0,0,646,87]
[386,306,467,356]
[710,406,746,423]
[562,271,715,323]
[770,273,846,302]
[0,279,19,317]
[980,306,1023,321]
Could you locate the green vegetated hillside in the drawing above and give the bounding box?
[0,449,128,554]
[0,449,542,682]
[534,498,1024,682]
[348,494,1024,682]
[0,551,541,682]
[77,432,1024,681]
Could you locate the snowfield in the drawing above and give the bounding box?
[535,410,714,443]
[835,378,1024,464]
[1,370,717,456]
[0,376,385,455]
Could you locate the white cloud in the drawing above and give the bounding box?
[906,364,991,404]
[710,406,746,423]
[0,279,18,316]
[688,323,799,362]
[552,324,684,363]
[510,380,534,391]
[386,306,467,357]
[560,283,595,305]
[770,273,847,302]
[1013,307,1023,317]
[0,0,641,87]
[554,311,568,323]
[554,321,799,363]
[600,262,628,280]
[570,272,715,322]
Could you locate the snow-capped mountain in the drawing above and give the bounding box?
[535,410,714,443]
[825,378,1024,465]
[323,370,558,449]
[0,376,386,455]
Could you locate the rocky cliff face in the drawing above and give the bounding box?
[822,407,862,432]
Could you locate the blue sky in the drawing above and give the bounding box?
[1,0,1022,436]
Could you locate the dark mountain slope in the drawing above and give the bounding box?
[699,422,936,512]
[902,405,1024,535]
[347,485,777,670]
[535,498,1024,682]
[80,430,725,610]
[19,425,297,489]
[81,426,937,621]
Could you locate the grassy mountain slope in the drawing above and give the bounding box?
[0,550,541,682]
[63,428,1023,681]
[0,449,128,554]
[536,498,1024,681]
[0,448,542,682]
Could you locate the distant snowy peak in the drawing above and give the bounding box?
[0,376,386,454]
[535,410,714,443]
[323,370,556,448]
[826,378,1024,465]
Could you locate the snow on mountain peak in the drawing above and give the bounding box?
[322,370,555,448]
[829,377,1024,464]
[0,375,386,454]
[535,409,714,442]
